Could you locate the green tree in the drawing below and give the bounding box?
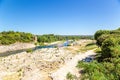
[94,30,110,40]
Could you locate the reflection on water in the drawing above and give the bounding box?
[36,41,70,49]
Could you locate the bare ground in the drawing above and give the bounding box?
[0,40,96,80]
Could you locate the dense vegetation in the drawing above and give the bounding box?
[77,28,120,80]
[37,34,93,43]
[0,31,34,45]
[0,31,93,45]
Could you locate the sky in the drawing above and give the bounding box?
[0,0,120,35]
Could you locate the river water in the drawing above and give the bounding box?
[0,41,71,57]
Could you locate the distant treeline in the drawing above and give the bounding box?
[0,31,94,45]
[37,34,93,43]
[77,28,120,80]
[0,31,34,45]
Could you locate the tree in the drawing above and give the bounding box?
[0,31,34,45]
[96,34,110,47]
[94,30,110,40]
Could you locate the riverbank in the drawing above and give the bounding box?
[0,47,74,80]
[50,50,96,80]
[0,40,96,80]
[0,43,35,54]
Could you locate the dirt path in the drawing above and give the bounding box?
[50,50,96,80]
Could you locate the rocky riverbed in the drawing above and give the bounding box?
[0,47,74,80]
[0,40,95,80]
[0,43,35,53]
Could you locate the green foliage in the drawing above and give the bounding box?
[77,61,120,80]
[94,30,110,40]
[110,46,120,58]
[37,34,59,43]
[39,42,45,46]
[86,42,96,47]
[0,31,34,45]
[110,30,120,34]
[26,49,33,53]
[77,28,120,80]
[37,34,93,43]
[101,38,116,58]
[94,28,120,60]
[78,42,97,52]
[66,72,75,80]
[34,42,38,45]
[85,44,97,51]
[94,48,101,53]
[116,27,120,30]
[101,37,120,59]
[96,34,110,47]
[77,61,107,80]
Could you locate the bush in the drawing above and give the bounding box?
[37,34,93,43]
[96,34,110,47]
[66,72,75,80]
[34,42,38,45]
[39,42,45,46]
[26,49,33,53]
[0,31,34,45]
[110,30,120,34]
[77,61,120,80]
[110,46,120,58]
[77,28,120,80]
[94,30,110,40]
[101,37,120,59]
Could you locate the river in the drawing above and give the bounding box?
[0,41,71,57]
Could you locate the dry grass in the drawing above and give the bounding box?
[2,72,22,80]
[65,40,97,53]
[65,45,82,54]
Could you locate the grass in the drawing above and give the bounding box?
[85,42,96,46]
[78,42,97,52]
[64,47,80,54]
[94,47,102,53]
[85,44,97,50]
[66,72,75,80]
[65,41,98,53]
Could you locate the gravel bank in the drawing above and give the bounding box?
[0,43,35,53]
[51,50,96,80]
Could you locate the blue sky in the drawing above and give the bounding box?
[0,0,120,35]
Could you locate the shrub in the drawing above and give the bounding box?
[77,61,120,80]
[39,42,45,46]
[26,49,33,53]
[110,46,120,58]
[66,72,75,80]
[101,37,120,59]
[96,34,110,47]
[78,28,120,80]
[0,31,34,45]
[94,30,110,40]
[110,30,120,34]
